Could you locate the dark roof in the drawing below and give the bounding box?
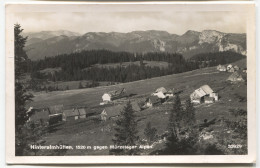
[29,108,50,122]
[104,105,124,117]
[78,108,87,115]
[63,109,79,117]
[146,96,160,104]
[131,102,141,112]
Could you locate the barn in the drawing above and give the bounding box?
[102,104,124,120]
[190,85,217,104]
[102,88,127,102]
[28,108,50,125]
[62,109,80,121]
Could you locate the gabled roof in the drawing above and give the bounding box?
[153,91,166,99]
[104,104,124,117]
[217,65,226,69]
[194,88,207,97]
[131,101,141,112]
[29,108,50,121]
[63,109,79,117]
[227,71,245,81]
[105,88,126,97]
[190,85,214,99]
[78,108,87,115]
[49,105,63,114]
[101,109,107,116]
[200,85,214,95]
[155,87,167,94]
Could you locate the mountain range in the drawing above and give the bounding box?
[24,30,246,60]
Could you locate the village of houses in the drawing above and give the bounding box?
[26,62,247,155]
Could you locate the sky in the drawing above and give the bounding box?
[13,7,247,35]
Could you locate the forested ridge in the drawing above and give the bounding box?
[26,50,245,88]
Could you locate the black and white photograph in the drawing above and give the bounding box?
[5,2,256,164]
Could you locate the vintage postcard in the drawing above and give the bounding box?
[5,2,256,164]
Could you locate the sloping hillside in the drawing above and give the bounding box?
[28,61,247,155]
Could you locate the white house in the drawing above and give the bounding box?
[102,88,127,102]
[190,85,217,104]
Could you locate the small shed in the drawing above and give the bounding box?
[217,65,227,72]
[102,88,127,102]
[62,109,79,121]
[227,64,233,70]
[210,92,219,101]
[227,71,245,82]
[100,109,107,121]
[234,65,240,71]
[145,96,161,107]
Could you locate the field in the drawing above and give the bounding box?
[28,60,247,155]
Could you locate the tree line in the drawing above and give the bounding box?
[29,50,245,85]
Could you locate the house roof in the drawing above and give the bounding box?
[49,105,63,115]
[153,91,166,99]
[227,71,245,81]
[29,108,50,121]
[78,108,87,115]
[190,85,214,100]
[217,65,226,70]
[131,101,141,112]
[200,85,214,95]
[106,88,126,96]
[101,109,107,116]
[194,88,207,97]
[155,87,167,94]
[63,109,79,117]
[103,104,124,117]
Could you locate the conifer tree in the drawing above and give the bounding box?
[164,94,183,154]
[144,122,157,145]
[110,101,139,155]
[168,94,182,135]
[14,24,34,155]
[184,98,196,127]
